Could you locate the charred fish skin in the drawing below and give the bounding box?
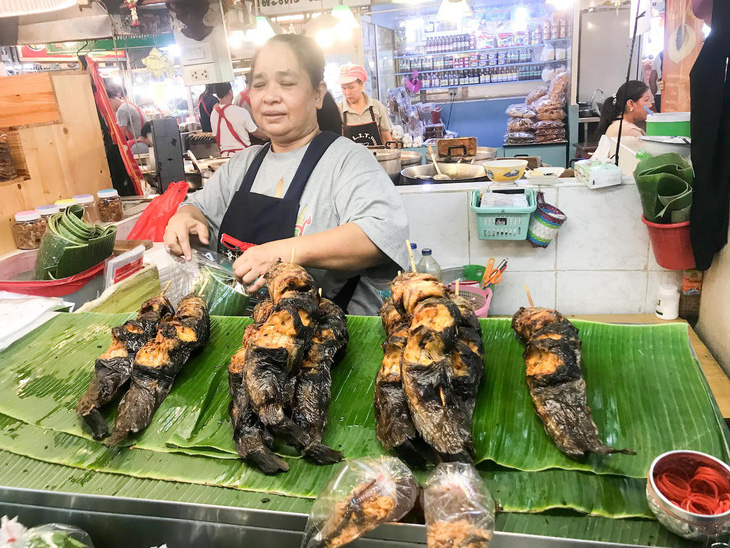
[400,297,476,462]
[390,272,448,317]
[290,299,347,465]
[76,295,174,440]
[106,296,209,447]
[228,348,289,475]
[513,308,634,459]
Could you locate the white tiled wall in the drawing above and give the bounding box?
[399,181,680,315]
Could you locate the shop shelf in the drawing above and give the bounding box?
[403,76,545,91]
[394,38,572,59]
[395,59,563,76]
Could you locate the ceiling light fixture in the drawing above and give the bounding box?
[331,5,359,29]
[437,0,472,22]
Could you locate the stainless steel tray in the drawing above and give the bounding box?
[0,484,650,547]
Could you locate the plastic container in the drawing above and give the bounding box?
[646,112,691,138]
[642,215,696,270]
[417,249,442,281]
[35,204,60,219]
[471,188,537,240]
[647,450,730,541]
[13,210,45,250]
[655,284,680,320]
[409,241,420,265]
[679,270,703,326]
[55,198,75,211]
[73,193,100,224]
[97,189,124,223]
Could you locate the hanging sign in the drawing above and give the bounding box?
[256,0,368,16]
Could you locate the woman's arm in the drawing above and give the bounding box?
[233,223,385,291]
[163,205,210,260]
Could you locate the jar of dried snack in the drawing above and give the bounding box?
[35,204,60,220]
[13,210,45,250]
[97,189,123,223]
[73,193,100,224]
[55,199,75,212]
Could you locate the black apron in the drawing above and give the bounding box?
[343,106,382,146]
[689,0,730,270]
[217,131,361,311]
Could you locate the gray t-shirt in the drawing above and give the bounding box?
[183,135,409,315]
[116,103,144,139]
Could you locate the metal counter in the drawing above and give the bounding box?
[1,485,648,547]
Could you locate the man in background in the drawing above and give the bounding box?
[106,83,147,140]
[649,51,663,112]
[211,82,267,157]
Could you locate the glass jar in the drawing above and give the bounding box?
[55,198,76,212]
[73,194,100,224]
[36,204,60,220]
[13,210,45,250]
[97,189,123,223]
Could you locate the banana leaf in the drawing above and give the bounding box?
[34,205,116,280]
[0,314,725,480]
[0,448,694,547]
[634,153,695,223]
[0,413,653,518]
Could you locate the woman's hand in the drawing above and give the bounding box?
[163,207,210,261]
[233,240,294,292]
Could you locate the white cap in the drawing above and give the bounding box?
[15,210,41,222]
[73,194,95,204]
[36,204,60,215]
[97,189,119,198]
[658,284,679,296]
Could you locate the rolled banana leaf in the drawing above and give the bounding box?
[634,153,694,223]
[191,266,249,316]
[34,205,116,280]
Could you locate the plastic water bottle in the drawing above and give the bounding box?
[417,248,442,281]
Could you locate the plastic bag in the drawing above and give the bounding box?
[16,523,94,548]
[525,86,548,107]
[541,66,555,82]
[423,463,495,548]
[533,120,564,130]
[540,43,555,62]
[301,456,418,548]
[547,69,570,102]
[506,117,535,132]
[504,132,536,144]
[532,97,563,114]
[536,109,566,121]
[166,247,249,315]
[127,181,188,242]
[505,104,536,118]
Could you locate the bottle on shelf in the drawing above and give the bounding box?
[417,249,442,281]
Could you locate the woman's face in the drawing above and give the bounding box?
[629,90,654,121]
[249,42,326,144]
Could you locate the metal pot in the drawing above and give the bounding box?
[373,149,402,182]
[400,163,490,185]
[438,146,498,163]
[400,150,423,166]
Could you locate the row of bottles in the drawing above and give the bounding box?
[398,49,534,73]
[400,66,543,89]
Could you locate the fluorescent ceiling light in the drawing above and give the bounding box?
[437,0,472,22]
[0,0,76,18]
[331,5,359,29]
[245,15,281,46]
[546,0,573,10]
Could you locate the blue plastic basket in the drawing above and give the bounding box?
[470,188,537,240]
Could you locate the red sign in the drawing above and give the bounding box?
[18,45,127,63]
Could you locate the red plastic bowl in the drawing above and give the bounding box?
[0,260,106,298]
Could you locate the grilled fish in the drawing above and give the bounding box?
[401,297,476,462]
[290,298,347,464]
[390,272,448,317]
[512,307,634,459]
[77,295,173,440]
[374,299,427,467]
[106,295,209,447]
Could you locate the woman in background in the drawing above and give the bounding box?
[594,80,653,140]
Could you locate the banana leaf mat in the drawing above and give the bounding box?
[0,313,725,479]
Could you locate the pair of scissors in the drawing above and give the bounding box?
[481,258,507,288]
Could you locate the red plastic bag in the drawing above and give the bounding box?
[127,182,188,241]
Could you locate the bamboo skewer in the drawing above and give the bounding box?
[161,281,172,296]
[455,279,460,297]
[525,285,534,308]
[290,246,296,264]
[406,240,417,272]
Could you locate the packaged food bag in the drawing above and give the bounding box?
[301,456,418,548]
[423,463,495,548]
[16,523,94,547]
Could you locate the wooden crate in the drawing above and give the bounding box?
[0,73,61,128]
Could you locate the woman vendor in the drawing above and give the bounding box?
[164,35,409,315]
[594,80,654,140]
[337,64,393,146]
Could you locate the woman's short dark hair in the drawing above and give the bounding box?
[594,80,649,139]
[214,82,232,99]
[250,34,342,135]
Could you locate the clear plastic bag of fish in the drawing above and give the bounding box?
[166,247,249,315]
[16,523,94,548]
[423,463,495,548]
[301,456,418,548]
